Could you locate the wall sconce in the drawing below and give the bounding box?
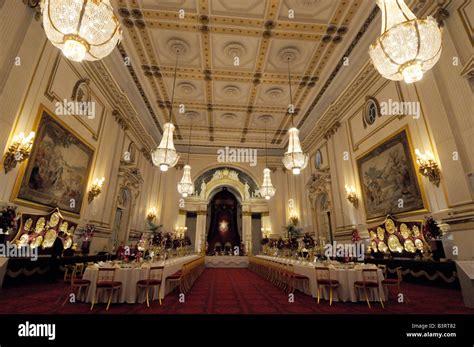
[2,131,35,174]
[289,210,299,226]
[345,185,359,208]
[415,149,441,187]
[147,207,157,221]
[175,226,187,238]
[88,177,104,203]
[261,227,271,238]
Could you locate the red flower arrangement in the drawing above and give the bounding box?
[351,228,361,242]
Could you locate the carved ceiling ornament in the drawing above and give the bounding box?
[323,121,341,141]
[306,168,331,208]
[116,166,144,207]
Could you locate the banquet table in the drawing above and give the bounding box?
[256,255,385,302]
[82,254,199,304]
[205,256,249,268]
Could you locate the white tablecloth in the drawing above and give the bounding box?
[82,255,199,304]
[256,255,385,302]
[205,256,249,268]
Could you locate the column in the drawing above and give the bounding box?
[195,210,207,253]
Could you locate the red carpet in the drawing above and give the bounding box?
[0,268,472,314]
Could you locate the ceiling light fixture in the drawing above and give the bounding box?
[369,0,442,83]
[177,118,195,198]
[259,118,276,200]
[152,50,181,171]
[282,58,308,175]
[41,0,122,62]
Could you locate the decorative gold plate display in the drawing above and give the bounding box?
[19,234,29,245]
[378,241,389,253]
[385,219,396,234]
[388,235,403,253]
[404,239,416,253]
[35,217,46,233]
[49,212,60,228]
[59,221,68,233]
[63,236,72,249]
[412,225,421,237]
[24,218,33,231]
[415,239,424,251]
[400,223,411,239]
[31,236,43,248]
[371,241,378,252]
[42,229,57,248]
[377,227,385,240]
[370,231,377,240]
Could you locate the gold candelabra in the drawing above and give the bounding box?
[415,149,441,187]
[345,185,359,208]
[2,131,35,173]
[88,177,105,203]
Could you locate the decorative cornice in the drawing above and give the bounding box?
[323,121,341,141]
[23,0,41,21]
[112,109,128,130]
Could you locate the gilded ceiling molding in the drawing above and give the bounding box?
[112,110,128,130]
[23,0,41,20]
[323,121,341,141]
[82,60,157,152]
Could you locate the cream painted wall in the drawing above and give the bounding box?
[0,9,162,254]
[303,3,474,259]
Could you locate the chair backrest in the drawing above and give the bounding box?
[148,266,164,282]
[315,267,331,280]
[362,268,379,283]
[395,266,403,283]
[97,268,116,283]
[75,263,85,276]
[377,264,387,278]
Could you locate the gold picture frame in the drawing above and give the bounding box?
[11,104,95,218]
[356,126,429,222]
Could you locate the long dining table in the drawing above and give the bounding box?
[82,254,199,304]
[255,255,386,302]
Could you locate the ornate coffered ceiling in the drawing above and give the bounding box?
[113,0,376,153]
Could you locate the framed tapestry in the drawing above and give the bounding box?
[356,128,427,221]
[12,105,94,216]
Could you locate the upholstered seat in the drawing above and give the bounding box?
[381,278,398,285]
[137,279,162,286]
[317,278,339,286]
[97,280,122,288]
[354,280,378,288]
[167,271,182,279]
[73,278,91,286]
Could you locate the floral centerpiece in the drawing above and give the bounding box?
[423,216,442,240]
[302,233,315,249]
[81,224,94,254]
[351,228,361,242]
[0,205,18,239]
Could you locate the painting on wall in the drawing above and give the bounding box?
[356,128,426,220]
[13,106,94,216]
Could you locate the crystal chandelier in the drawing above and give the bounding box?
[369,0,442,83]
[152,51,181,171]
[259,119,276,200]
[282,59,308,175]
[177,121,195,197]
[41,0,122,62]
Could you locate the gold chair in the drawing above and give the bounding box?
[136,266,164,307]
[354,268,384,308]
[62,265,90,306]
[381,266,404,300]
[90,268,122,311]
[315,267,340,305]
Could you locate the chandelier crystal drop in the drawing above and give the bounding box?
[42,0,122,62]
[260,168,276,200]
[177,165,194,197]
[152,123,179,172]
[259,120,276,200]
[283,127,308,175]
[369,0,442,83]
[177,121,195,197]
